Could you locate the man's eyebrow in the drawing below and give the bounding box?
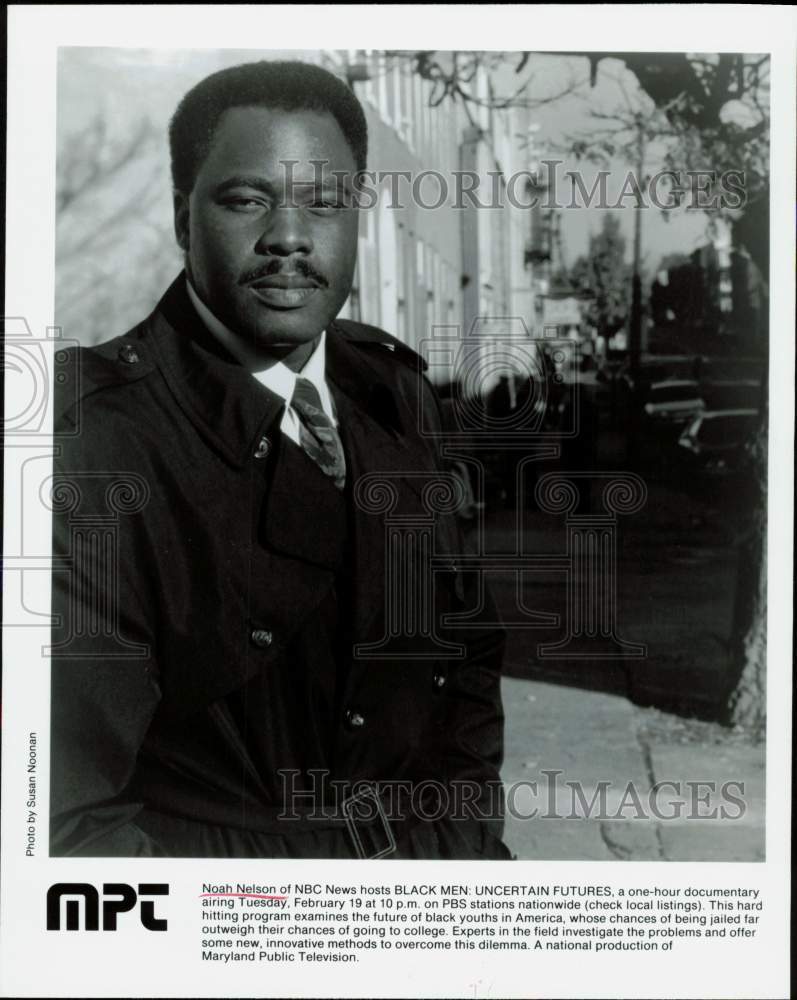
[288,176,354,192]
[214,175,352,195]
[214,175,275,195]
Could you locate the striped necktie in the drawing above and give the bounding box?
[290,376,346,491]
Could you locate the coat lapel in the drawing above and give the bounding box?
[151,276,348,571]
[260,433,347,569]
[145,278,347,717]
[150,275,286,468]
[326,331,443,645]
[326,324,438,495]
[146,281,457,703]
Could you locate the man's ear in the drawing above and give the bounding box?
[173,191,190,252]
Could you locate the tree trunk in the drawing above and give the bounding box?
[723,199,769,736]
[725,520,766,732]
[723,417,768,735]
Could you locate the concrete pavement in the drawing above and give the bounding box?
[500,677,765,861]
[477,461,765,861]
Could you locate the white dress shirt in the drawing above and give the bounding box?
[186,281,336,445]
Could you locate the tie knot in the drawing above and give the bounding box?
[291,376,325,418]
[290,377,345,490]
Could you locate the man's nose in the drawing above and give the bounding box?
[254,206,314,256]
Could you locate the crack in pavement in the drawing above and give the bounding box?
[597,726,668,860]
[636,725,668,860]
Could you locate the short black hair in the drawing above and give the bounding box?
[169,59,368,193]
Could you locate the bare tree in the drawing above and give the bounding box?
[384,50,588,128]
[396,51,770,731]
[393,52,769,245]
[56,114,180,346]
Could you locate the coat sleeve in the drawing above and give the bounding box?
[420,378,512,860]
[432,574,510,859]
[49,417,167,857]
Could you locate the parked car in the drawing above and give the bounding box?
[700,379,762,411]
[618,355,707,393]
[642,379,706,428]
[678,408,760,472]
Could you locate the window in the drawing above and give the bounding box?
[402,67,415,149]
[358,208,379,325]
[427,244,438,326]
[444,261,458,326]
[362,50,377,108]
[396,224,408,345]
[415,238,428,336]
[422,80,432,156]
[376,52,390,123]
[414,72,425,155]
[392,59,403,133]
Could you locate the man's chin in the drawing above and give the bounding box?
[250,326,326,349]
[231,305,321,341]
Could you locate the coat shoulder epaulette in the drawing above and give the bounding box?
[332,318,428,373]
[55,325,156,425]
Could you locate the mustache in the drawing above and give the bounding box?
[239,259,329,288]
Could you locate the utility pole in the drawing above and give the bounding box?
[626,117,646,465]
[629,116,645,383]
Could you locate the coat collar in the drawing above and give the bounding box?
[146,274,411,469]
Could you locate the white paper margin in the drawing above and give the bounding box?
[2,6,794,998]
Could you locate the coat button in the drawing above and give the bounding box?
[118,343,139,365]
[250,628,273,648]
[254,437,271,459]
[345,710,365,730]
[433,673,447,690]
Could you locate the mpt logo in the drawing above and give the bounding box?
[46,882,168,931]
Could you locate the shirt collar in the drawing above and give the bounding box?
[185,279,327,407]
[149,274,412,470]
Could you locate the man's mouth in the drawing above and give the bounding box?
[247,274,322,309]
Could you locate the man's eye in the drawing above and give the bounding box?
[221,197,268,211]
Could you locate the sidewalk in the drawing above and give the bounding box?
[500,677,765,861]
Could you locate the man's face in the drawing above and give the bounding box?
[175,106,359,351]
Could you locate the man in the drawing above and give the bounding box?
[50,60,509,860]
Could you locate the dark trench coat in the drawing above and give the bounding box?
[50,275,510,860]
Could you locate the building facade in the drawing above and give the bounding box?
[319,50,538,387]
[55,48,539,380]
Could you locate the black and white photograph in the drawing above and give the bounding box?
[49,45,770,862]
[1,7,793,1000]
